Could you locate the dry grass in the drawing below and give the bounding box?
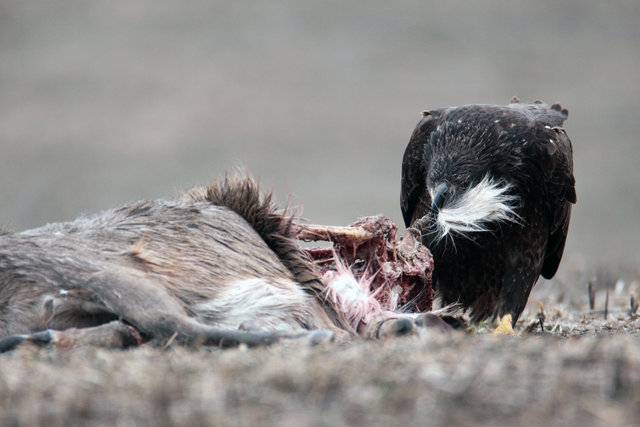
[2,295,640,427]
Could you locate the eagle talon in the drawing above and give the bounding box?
[492,314,515,336]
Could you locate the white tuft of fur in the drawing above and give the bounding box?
[194,278,314,332]
[322,257,384,329]
[434,175,520,241]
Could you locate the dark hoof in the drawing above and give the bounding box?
[415,313,454,335]
[0,330,53,353]
[377,317,415,338]
[307,330,334,345]
[30,330,54,344]
[0,335,28,353]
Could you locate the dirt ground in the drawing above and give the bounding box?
[2,274,639,427]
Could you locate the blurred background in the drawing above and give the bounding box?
[1,1,638,278]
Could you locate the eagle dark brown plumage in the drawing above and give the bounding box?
[401,98,576,325]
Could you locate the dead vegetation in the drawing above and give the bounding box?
[2,270,640,427]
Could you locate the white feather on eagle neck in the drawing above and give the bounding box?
[434,175,521,242]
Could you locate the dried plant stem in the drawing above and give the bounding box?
[537,302,545,332]
[630,295,638,316]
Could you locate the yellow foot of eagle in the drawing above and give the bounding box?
[492,314,515,336]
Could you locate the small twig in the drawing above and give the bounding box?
[163,331,178,350]
[630,294,639,317]
[537,302,546,332]
[604,289,610,321]
[587,281,595,310]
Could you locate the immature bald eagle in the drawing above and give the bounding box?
[401,98,576,326]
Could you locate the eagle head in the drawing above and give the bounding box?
[421,120,522,243]
[426,176,520,242]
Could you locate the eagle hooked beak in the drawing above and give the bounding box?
[431,183,449,215]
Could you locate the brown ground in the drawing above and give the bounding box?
[2,273,639,427]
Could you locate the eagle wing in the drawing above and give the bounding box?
[541,126,576,279]
[506,100,575,279]
[400,111,441,227]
